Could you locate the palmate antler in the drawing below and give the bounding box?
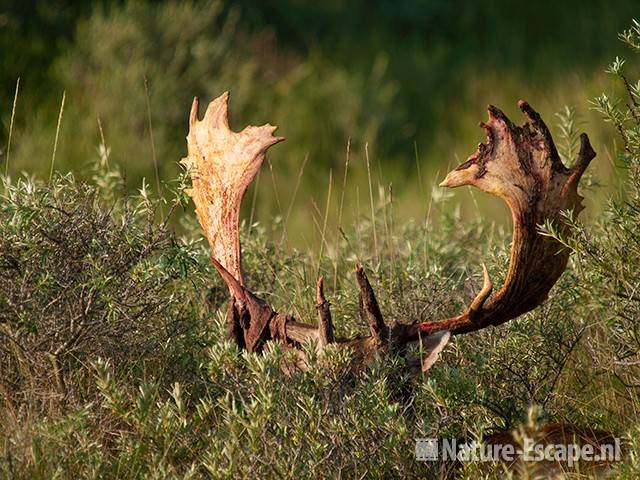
[183,92,595,371]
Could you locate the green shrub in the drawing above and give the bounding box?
[0,172,204,413]
[541,21,640,435]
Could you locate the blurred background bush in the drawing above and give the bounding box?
[0,0,637,245]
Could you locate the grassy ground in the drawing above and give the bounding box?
[1,105,640,477]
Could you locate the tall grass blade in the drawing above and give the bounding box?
[49,90,66,183]
[5,77,20,177]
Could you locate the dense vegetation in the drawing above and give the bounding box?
[2,2,640,479]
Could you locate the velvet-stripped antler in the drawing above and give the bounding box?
[413,101,595,337]
[183,93,595,371]
[182,93,285,352]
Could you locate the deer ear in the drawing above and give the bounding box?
[421,331,451,372]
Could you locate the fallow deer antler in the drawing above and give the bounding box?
[182,92,284,286]
[183,93,595,371]
[413,101,595,337]
[181,92,284,352]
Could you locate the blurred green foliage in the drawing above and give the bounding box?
[1,1,637,242]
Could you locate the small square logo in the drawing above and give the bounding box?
[415,438,438,461]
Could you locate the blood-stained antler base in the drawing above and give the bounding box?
[183,92,595,373]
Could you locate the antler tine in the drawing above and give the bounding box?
[355,265,387,346]
[315,277,334,347]
[467,263,493,319]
